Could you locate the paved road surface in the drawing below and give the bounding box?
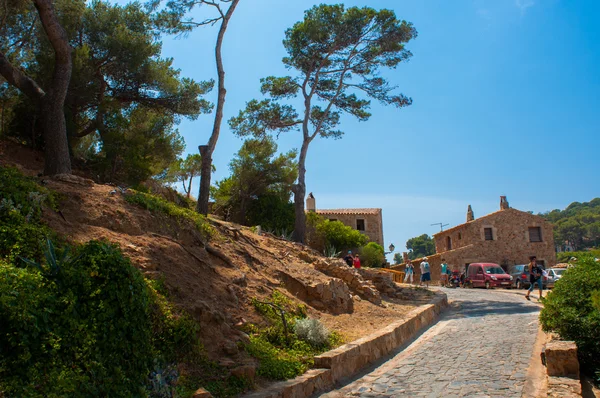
[320,288,541,398]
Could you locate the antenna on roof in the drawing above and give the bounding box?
[431,222,449,231]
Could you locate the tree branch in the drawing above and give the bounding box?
[0,51,45,101]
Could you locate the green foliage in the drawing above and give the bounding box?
[556,249,600,263]
[306,212,368,253]
[2,0,213,185]
[294,318,330,347]
[540,198,600,251]
[212,137,297,228]
[540,258,600,378]
[245,291,342,381]
[360,242,385,268]
[393,252,404,265]
[164,153,209,198]
[406,234,435,260]
[125,190,215,239]
[0,239,208,397]
[0,166,58,263]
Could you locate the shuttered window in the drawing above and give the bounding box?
[529,227,542,242]
[484,228,494,241]
[356,219,365,231]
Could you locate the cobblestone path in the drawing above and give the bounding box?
[320,289,541,398]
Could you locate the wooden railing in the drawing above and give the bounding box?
[379,268,405,283]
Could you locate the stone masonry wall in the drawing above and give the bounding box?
[433,208,556,270]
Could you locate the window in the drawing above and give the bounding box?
[329,219,337,222]
[458,232,462,240]
[356,219,365,231]
[529,227,542,242]
[484,228,494,241]
[447,236,452,250]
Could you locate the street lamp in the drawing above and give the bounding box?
[384,243,395,255]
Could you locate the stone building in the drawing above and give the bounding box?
[306,193,384,246]
[392,196,556,283]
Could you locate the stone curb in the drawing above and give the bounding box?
[244,293,448,398]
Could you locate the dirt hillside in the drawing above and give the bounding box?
[0,140,430,368]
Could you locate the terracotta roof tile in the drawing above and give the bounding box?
[316,208,381,216]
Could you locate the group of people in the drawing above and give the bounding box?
[402,257,433,287]
[343,251,361,269]
[403,258,461,288]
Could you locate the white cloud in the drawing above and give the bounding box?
[516,0,535,15]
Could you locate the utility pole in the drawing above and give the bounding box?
[431,222,449,232]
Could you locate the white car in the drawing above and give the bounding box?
[546,268,566,287]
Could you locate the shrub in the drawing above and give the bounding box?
[360,242,385,267]
[125,190,215,239]
[556,249,600,264]
[245,291,343,381]
[540,258,600,379]
[294,318,330,348]
[0,166,58,264]
[306,212,368,253]
[0,240,203,397]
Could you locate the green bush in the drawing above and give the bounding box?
[306,212,368,253]
[556,249,600,263]
[125,190,214,239]
[245,291,343,381]
[0,166,58,264]
[540,258,600,379]
[0,240,204,397]
[360,242,385,267]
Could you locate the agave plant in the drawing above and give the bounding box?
[20,238,79,279]
[323,244,340,258]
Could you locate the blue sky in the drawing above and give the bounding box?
[147,0,600,255]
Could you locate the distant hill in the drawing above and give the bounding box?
[540,198,600,251]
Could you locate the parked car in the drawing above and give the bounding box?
[545,268,566,288]
[465,263,512,289]
[508,264,549,289]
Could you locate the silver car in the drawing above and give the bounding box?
[546,268,566,288]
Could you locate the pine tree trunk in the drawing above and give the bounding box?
[40,95,71,175]
[196,0,240,215]
[292,139,310,243]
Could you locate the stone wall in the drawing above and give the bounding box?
[433,208,556,270]
[313,259,381,305]
[315,211,384,247]
[391,253,445,284]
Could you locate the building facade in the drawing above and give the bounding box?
[432,196,556,272]
[306,193,384,246]
[391,196,556,283]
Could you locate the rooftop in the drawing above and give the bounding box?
[433,207,547,236]
[315,208,382,216]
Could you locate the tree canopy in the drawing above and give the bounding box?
[540,198,600,251]
[229,4,416,242]
[406,234,435,260]
[212,136,297,230]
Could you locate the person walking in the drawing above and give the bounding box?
[420,257,431,288]
[343,251,354,267]
[404,260,414,284]
[353,254,361,269]
[440,259,449,287]
[525,255,544,301]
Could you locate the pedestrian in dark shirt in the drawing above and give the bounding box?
[343,251,354,267]
[525,255,544,301]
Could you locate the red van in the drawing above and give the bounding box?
[466,263,513,289]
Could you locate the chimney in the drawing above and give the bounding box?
[467,205,475,222]
[500,196,509,210]
[306,192,316,212]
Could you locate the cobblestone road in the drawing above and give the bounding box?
[320,288,541,398]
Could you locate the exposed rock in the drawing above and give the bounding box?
[313,259,382,305]
[222,340,239,356]
[51,173,94,186]
[277,268,353,314]
[192,387,213,398]
[230,364,257,383]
